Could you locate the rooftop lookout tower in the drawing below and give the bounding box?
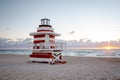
[41,18,50,25]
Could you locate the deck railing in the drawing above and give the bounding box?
[29,42,66,50]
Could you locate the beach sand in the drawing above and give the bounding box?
[0,54,120,80]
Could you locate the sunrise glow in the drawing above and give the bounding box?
[102,46,120,50]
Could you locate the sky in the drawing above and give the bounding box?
[0,0,120,43]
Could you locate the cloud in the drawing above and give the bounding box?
[6,27,10,31]
[61,39,120,49]
[69,31,74,34]
[0,37,120,49]
[0,38,32,49]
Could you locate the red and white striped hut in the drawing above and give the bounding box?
[29,18,66,64]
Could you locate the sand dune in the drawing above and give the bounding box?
[0,54,120,80]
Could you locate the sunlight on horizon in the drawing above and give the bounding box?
[102,46,120,50]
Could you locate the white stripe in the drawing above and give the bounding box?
[33,43,55,47]
[30,32,61,36]
[34,38,55,41]
[29,58,52,63]
[37,27,54,31]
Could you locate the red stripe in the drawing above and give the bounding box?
[50,46,55,49]
[49,35,55,38]
[30,53,53,58]
[34,34,45,38]
[37,30,53,32]
[34,40,45,43]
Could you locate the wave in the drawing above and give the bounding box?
[0,49,120,57]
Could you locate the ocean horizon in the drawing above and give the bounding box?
[0,48,120,58]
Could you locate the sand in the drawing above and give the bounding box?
[0,54,120,80]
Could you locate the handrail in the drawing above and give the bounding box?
[28,42,66,50]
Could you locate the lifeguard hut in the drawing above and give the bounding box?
[29,18,66,64]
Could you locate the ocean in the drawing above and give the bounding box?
[0,49,120,58]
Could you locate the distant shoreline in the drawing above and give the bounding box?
[0,49,120,58]
[0,48,30,50]
[1,48,120,50]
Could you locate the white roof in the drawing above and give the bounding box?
[30,32,61,36]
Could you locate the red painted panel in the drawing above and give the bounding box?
[37,30,53,32]
[30,53,53,58]
[49,35,55,38]
[50,46,55,49]
[34,40,45,43]
[34,34,45,38]
[37,46,39,49]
